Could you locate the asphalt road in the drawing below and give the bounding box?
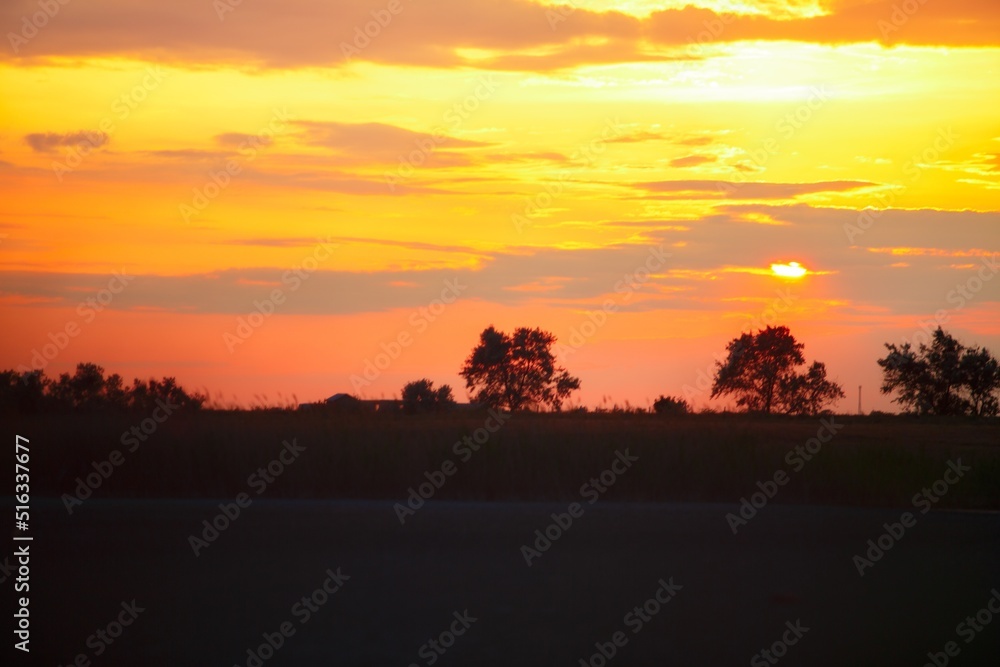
[12,499,1000,666]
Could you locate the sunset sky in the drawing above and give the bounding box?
[1,0,998,411]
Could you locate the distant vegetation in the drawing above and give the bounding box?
[401,379,455,413]
[6,328,998,508]
[0,363,205,413]
[878,327,1000,417]
[459,326,580,411]
[652,395,690,415]
[2,326,998,417]
[710,325,844,415]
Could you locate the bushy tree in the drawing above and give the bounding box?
[460,326,580,411]
[0,363,205,413]
[779,362,845,416]
[711,326,844,415]
[47,363,133,410]
[0,370,48,413]
[127,376,206,412]
[401,379,455,413]
[961,347,1000,417]
[878,328,1000,416]
[653,395,690,415]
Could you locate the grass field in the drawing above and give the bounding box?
[15,411,1000,666]
[26,410,1000,509]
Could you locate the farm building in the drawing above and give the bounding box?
[299,393,403,412]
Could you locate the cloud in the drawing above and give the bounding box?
[2,0,994,71]
[608,131,721,149]
[634,179,877,199]
[215,132,273,148]
[606,130,672,144]
[865,247,997,259]
[487,151,570,163]
[2,206,995,319]
[226,234,488,257]
[24,131,109,153]
[668,155,717,168]
[293,121,490,153]
[675,136,717,147]
[644,0,1000,49]
[144,149,232,160]
[286,120,495,169]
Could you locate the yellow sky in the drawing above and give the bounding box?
[1,0,998,409]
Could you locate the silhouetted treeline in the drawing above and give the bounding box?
[0,363,205,413]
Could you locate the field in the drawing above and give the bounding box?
[27,410,1000,509]
[13,411,1000,665]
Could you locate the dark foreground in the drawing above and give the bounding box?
[14,499,1000,666]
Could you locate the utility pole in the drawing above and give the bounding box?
[858,385,862,415]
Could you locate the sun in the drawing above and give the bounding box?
[770,261,808,279]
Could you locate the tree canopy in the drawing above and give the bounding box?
[459,326,580,411]
[878,327,1000,416]
[710,326,844,415]
[0,363,206,413]
[401,379,455,413]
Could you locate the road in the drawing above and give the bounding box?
[18,499,1000,666]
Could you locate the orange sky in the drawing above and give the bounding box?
[1,0,998,411]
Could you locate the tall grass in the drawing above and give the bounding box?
[23,411,1000,509]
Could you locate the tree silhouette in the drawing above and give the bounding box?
[878,327,1000,416]
[460,326,580,411]
[0,370,47,413]
[778,361,845,416]
[961,347,1000,417]
[711,326,844,414]
[653,395,689,415]
[401,379,455,413]
[0,363,206,413]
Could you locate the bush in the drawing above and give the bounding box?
[653,395,690,415]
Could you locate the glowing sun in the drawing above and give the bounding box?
[770,261,808,279]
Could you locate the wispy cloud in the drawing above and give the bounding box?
[24,131,109,153]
